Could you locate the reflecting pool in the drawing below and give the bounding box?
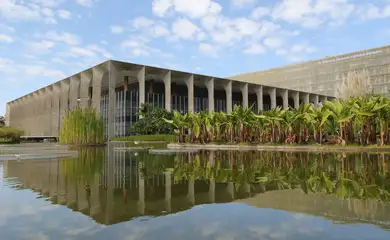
[1,145,390,239]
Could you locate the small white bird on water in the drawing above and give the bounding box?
[134,141,140,145]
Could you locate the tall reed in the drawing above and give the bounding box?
[59,108,104,145]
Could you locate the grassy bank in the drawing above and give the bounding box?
[113,134,176,142]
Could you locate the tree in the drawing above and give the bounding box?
[130,104,173,135]
[0,116,5,127]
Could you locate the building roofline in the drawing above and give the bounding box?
[229,44,390,78]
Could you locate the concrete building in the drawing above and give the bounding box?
[5,60,331,140]
[231,45,390,97]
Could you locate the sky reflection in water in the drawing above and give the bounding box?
[1,146,390,240]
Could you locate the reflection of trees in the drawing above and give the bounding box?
[61,147,105,182]
[173,151,390,202]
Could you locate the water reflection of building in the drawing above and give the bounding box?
[3,148,390,229]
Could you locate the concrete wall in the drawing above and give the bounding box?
[6,60,330,140]
[231,45,390,97]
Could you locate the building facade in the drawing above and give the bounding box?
[6,60,331,140]
[231,45,390,98]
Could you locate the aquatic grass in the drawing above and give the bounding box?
[59,108,104,145]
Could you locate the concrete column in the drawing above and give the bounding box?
[137,66,146,108]
[208,151,215,203]
[31,93,39,136]
[240,83,249,109]
[5,103,10,127]
[44,88,52,136]
[92,67,104,112]
[312,94,319,108]
[38,89,45,136]
[60,80,70,129]
[187,178,195,205]
[163,71,171,112]
[105,144,114,224]
[281,89,288,110]
[184,75,194,113]
[80,71,92,108]
[293,92,299,109]
[224,80,232,114]
[303,93,310,105]
[205,78,214,113]
[255,86,263,112]
[227,182,235,200]
[319,96,327,106]
[51,84,60,136]
[165,171,172,213]
[108,62,118,141]
[138,162,145,215]
[269,88,276,109]
[69,75,80,109]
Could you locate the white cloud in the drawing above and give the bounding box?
[0,34,13,43]
[0,24,15,32]
[234,18,259,36]
[26,40,55,52]
[276,49,288,56]
[152,0,172,17]
[70,46,96,57]
[40,31,81,45]
[264,37,284,49]
[291,43,318,53]
[243,43,266,55]
[43,17,57,24]
[0,0,41,20]
[271,0,355,28]
[132,48,149,57]
[199,43,218,57]
[76,0,93,7]
[172,18,204,40]
[57,10,72,19]
[356,3,390,20]
[31,0,60,7]
[152,0,222,18]
[87,44,113,58]
[152,24,170,37]
[110,25,124,34]
[24,65,65,78]
[232,0,257,7]
[41,8,54,17]
[251,7,270,19]
[132,16,155,29]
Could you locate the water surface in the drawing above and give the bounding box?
[1,145,390,239]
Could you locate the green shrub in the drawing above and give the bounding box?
[129,104,173,135]
[59,108,104,145]
[0,127,24,143]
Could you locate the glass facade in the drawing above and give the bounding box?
[100,88,272,138]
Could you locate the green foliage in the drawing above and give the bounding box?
[59,108,104,145]
[173,151,390,202]
[0,116,5,127]
[129,104,173,135]
[61,147,104,182]
[164,95,390,146]
[113,134,176,142]
[0,127,24,143]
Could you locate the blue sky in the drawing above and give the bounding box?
[1,0,390,116]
